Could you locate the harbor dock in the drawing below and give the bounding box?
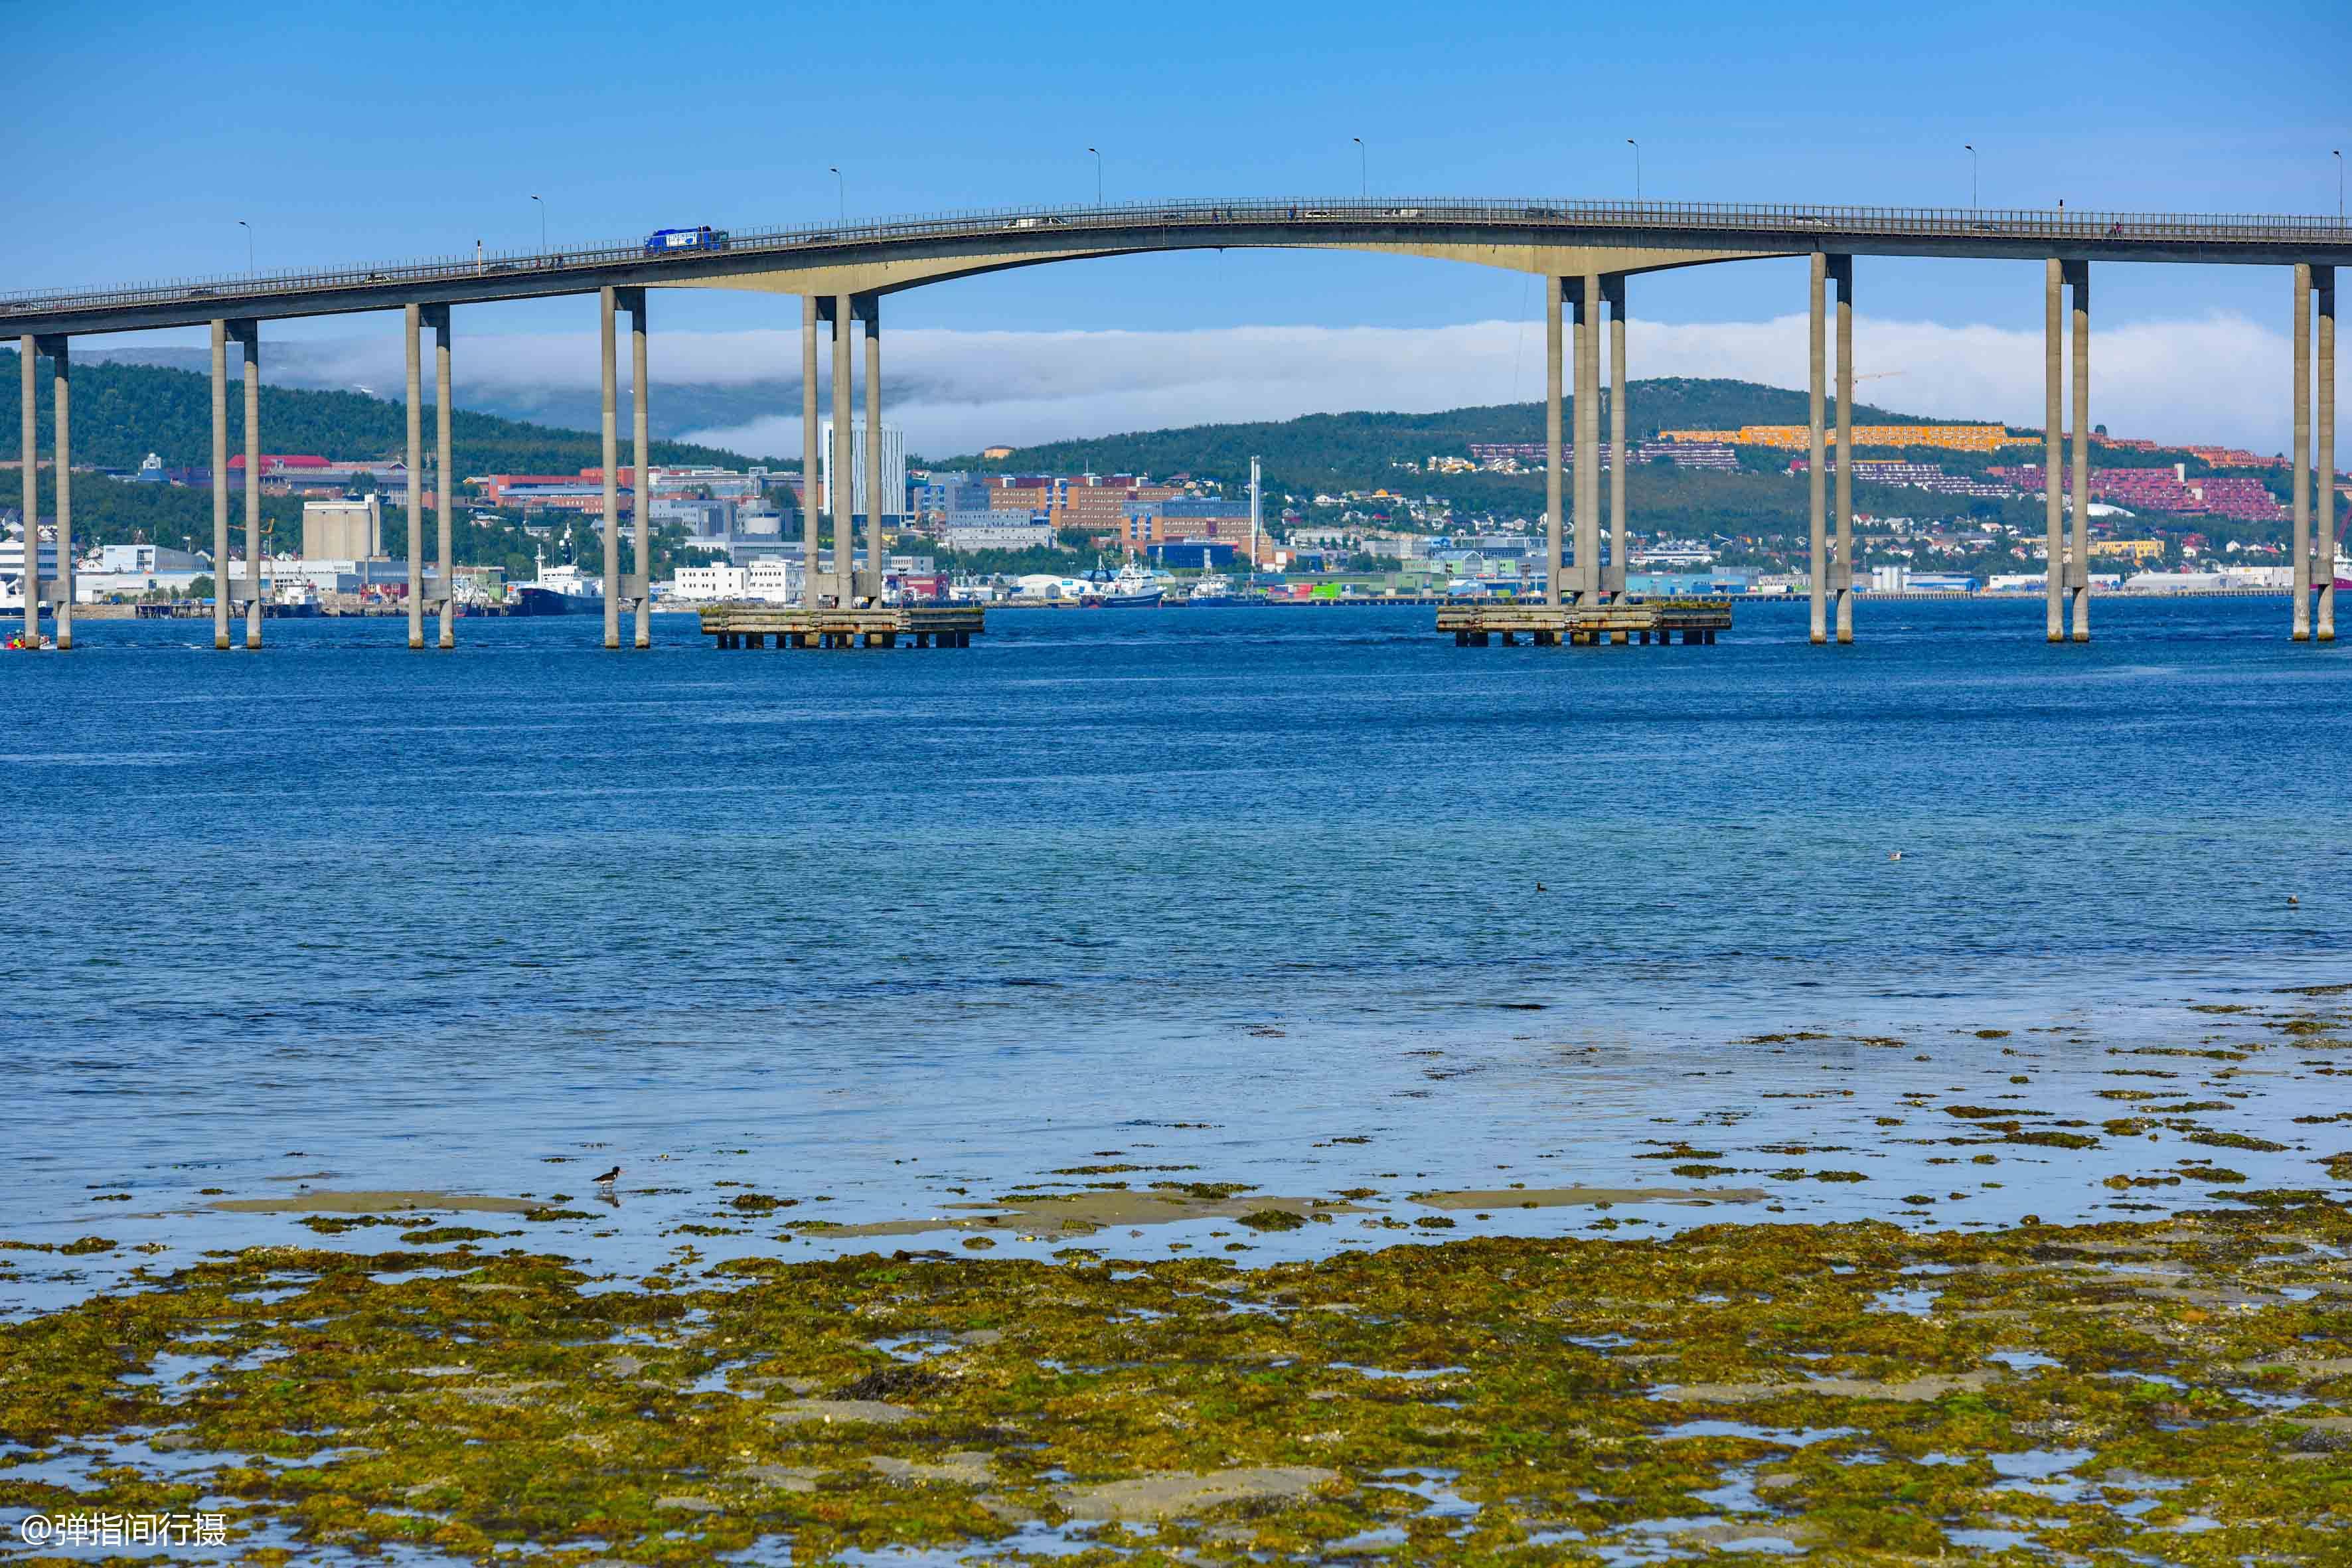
[1437,597,1734,646]
[699,603,986,649]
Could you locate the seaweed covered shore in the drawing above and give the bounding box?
[4,1199,2349,1565]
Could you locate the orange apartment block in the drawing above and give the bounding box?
[1659,424,2032,452]
[1055,476,1180,534]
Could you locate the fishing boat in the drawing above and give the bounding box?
[1085,559,1166,608]
[1186,572,1237,606]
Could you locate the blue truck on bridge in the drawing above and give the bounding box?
[645,226,730,255]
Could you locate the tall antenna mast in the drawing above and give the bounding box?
[1249,456,1261,586]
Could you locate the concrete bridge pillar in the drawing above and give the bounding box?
[1545,275,1563,607]
[1832,255,1854,643]
[1569,279,1585,601]
[234,321,261,650]
[406,303,425,650]
[19,336,37,649]
[430,305,455,649]
[2319,267,2337,641]
[857,293,883,603]
[1606,274,1628,600]
[209,322,230,651]
[2291,264,2313,641]
[38,338,70,651]
[2043,260,2064,643]
[831,291,854,605]
[1807,254,1826,644]
[627,289,651,649]
[599,286,621,649]
[1577,270,1603,601]
[802,296,822,607]
[2067,261,2091,642]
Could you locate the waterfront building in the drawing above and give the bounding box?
[1054,475,1180,535]
[915,472,992,520]
[943,512,1054,551]
[817,420,907,522]
[479,475,617,512]
[1152,539,1240,569]
[1,532,63,586]
[650,497,734,540]
[224,454,418,495]
[643,465,767,501]
[987,476,1057,510]
[98,543,206,573]
[670,559,803,602]
[302,496,384,560]
[1622,570,1757,595]
[1630,540,1717,567]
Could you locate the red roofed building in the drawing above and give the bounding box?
[226,454,333,473]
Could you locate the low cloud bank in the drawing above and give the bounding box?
[95,314,2300,460]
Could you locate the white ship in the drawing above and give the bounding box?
[509,548,604,615]
[1186,571,1237,605]
[1087,560,1166,607]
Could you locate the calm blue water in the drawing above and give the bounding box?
[4,597,2348,1297]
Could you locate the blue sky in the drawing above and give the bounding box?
[7,0,2348,451]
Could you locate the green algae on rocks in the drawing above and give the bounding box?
[2,1205,2348,1565]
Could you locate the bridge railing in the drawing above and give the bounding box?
[5,198,2349,321]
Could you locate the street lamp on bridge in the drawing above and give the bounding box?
[1627,139,1641,202]
[237,219,252,273]
[531,194,546,253]
[829,167,844,224]
[1352,137,1365,200]
[1964,144,1978,209]
[1087,147,1102,206]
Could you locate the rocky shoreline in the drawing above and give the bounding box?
[4,1200,2349,1565]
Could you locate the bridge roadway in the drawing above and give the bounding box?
[8,197,2346,652]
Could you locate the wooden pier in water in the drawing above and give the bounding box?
[1438,597,1733,647]
[699,603,985,649]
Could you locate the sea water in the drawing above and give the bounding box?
[3,597,2346,1305]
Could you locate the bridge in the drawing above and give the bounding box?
[9,197,2346,652]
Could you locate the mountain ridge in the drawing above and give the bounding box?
[935,378,1960,491]
[0,349,765,476]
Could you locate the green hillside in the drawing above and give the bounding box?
[1,351,748,583]
[2,350,760,582]
[936,378,1946,489]
[0,349,755,476]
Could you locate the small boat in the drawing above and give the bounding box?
[5,631,54,651]
[1186,572,1237,606]
[272,581,321,618]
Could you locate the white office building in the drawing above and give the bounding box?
[670,558,804,603]
[942,514,1054,552]
[816,422,906,520]
[672,562,749,601]
[1,532,62,584]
